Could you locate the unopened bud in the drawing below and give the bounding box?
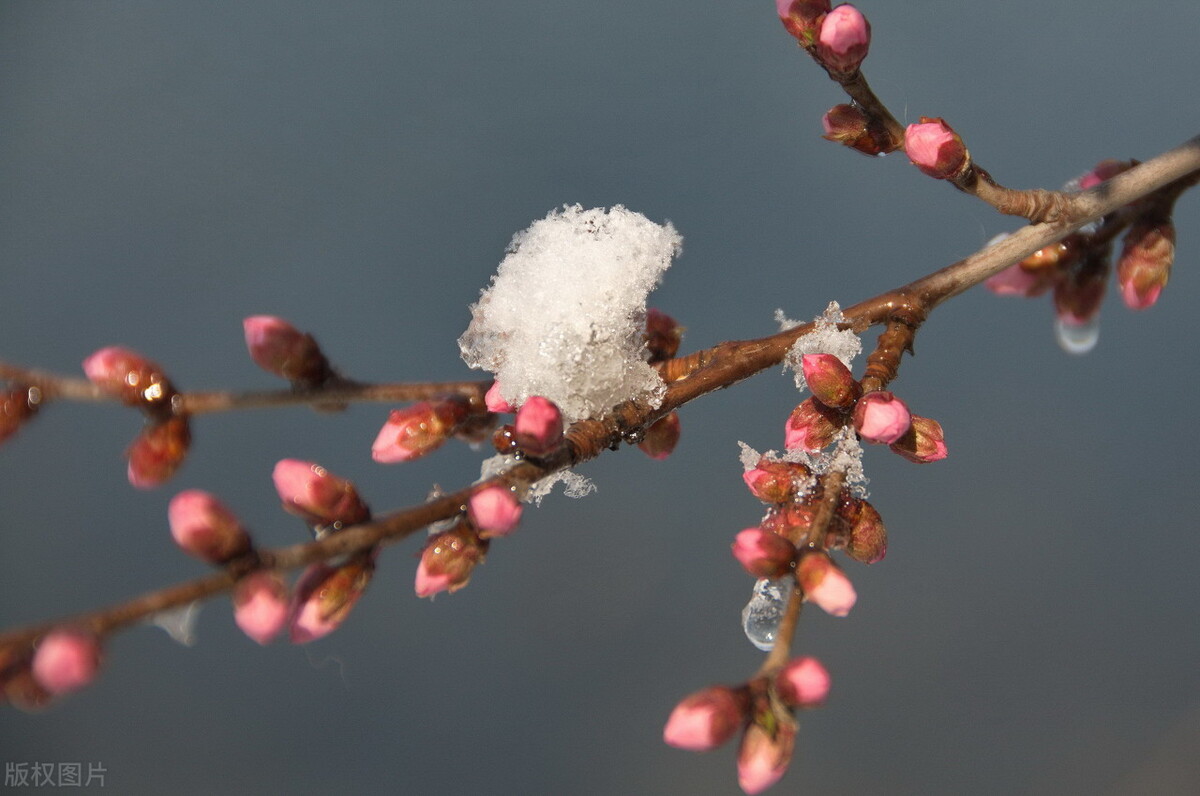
[1117,217,1174,310]
[514,396,564,457]
[168,489,252,563]
[797,552,857,616]
[288,552,376,643]
[644,308,684,362]
[1053,250,1109,327]
[776,0,831,46]
[985,262,1055,297]
[904,117,969,180]
[371,398,469,464]
[743,458,811,504]
[272,459,370,527]
[821,103,886,156]
[888,414,947,464]
[638,411,682,460]
[468,484,523,538]
[415,524,487,597]
[815,4,870,75]
[842,499,887,564]
[1076,159,1136,190]
[732,528,798,579]
[0,386,39,446]
[82,346,174,408]
[126,416,191,488]
[31,630,101,696]
[663,685,747,751]
[485,381,515,414]
[775,655,831,707]
[784,398,843,451]
[737,716,797,795]
[853,391,911,444]
[801,353,861,409]
[242,315,333,386]
[233,571,289,645]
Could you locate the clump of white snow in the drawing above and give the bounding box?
[459,204,681,423]
[778,301,863,393]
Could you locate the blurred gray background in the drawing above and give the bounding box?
[2,2,1199,794]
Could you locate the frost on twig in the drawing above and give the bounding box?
[776,301,862,393]
[459,204,682,423]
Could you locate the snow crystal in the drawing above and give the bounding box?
[779,301,862,393]
[477,452,596,504]
[459,204,681,423]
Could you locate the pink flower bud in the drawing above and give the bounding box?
[801,353,861,409]
[904,117,969,180]
[468,484,523,538]
[31,630,101,696]
[242,315,332,386]
[815,4,870,74]
[0,386,39,446]
[743,459,811,504]
[126,416,191,489]
[737,717,796,794]
[889,415,947,464]
[168,489,252,563]
[663,685,747,751]
[288,553,375,643]
[1117,217,1174,310]
[797,553,857,616]
[1053,251,1109,326]
[82,346,174,407]
[233,572,289,645]
[853,391,911,444]
[638,411,682,460]
[776,656,831,707]
[842,499,887,564]
[1077,159,1135,191]
[644,308,684,362]
[272,459,370,527]
[777,0,831,46]
[371,399,468,463]
[415,524,487,597]
[821,103,887,156]
[761,502,817,540]
[485,381,515,413]
[732,528,798,579]
[784,398,843,451]
[985,262,1054,298]
[513,396,564,457]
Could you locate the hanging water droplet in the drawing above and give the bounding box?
[1054,315,1100,355]
[741,577,791,651]
[146,601,202,647]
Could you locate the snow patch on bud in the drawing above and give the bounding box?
[778,302,862,394]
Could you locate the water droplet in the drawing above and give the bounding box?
[741,577,791,651]
[147,601,202,647]
[1054,316,1100,355]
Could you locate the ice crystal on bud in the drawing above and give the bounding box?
[778,302,862,393]
[459,205,680,423]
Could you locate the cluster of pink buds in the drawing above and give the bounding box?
[83,346,191,488]
[242,315,336,388]
[414,483,525,598]
[777,2,871,77]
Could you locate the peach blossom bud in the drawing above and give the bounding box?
[815,4,870,74]
[415,524,487,597]
[638,411,682,460]
[843,499,887,564]
[513,396,564,457]
[272,459,370,527]
[288,552,375,643]
[784,398,843,451]
[1053,251,1109,326]
[743,459,811,504]
[468,484,523,538]
[242,315,332,386]
[853,391,911,444]
[168,489,251,563]
[644,308,684,362]
[83,346,174,407]
[985,262,1054,297]
[662,685,747,751]
[2,658,53,711]
[371,399,468,463]
[1117,217,1174,310]
[732,528,797,579]
[233,571,289,645]
[776,656,831,707]
[904,117,969,180]
[801,353,861,409]
[126,416,191,488]
[821,103,886,156]
[889,415,947,464]
[797,553,856,616]
[761,501,817,539]
[484,381,515,413]
[31,630,101,696]
[777,0,831,45]
[737,717,796,794]
[0,386,39,446]
[1077,158,1135,190]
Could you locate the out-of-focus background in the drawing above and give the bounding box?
[2,2,1198,794]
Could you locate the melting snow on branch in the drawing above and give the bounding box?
[459,204,682,424]
[777,301,863,393]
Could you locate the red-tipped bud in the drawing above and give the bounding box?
[842,499,887,564]
[743,459,811,504]
[737,716,797,795]
[732,528,798,579]
[889,415,947,464]
[0,386,39,446]
[485,381,515,414]
[82,346,174,408]
[644,308,684,363]
[1117,217,1174,310]
[853,391,911,444]
[168,489,252,563]
[126,416,191,488]
[784,398,843,452]
[371,399,469,464]
[242,315,332,386]
[776,0,831,46]
[468,484,523,538]
[513,396,564,457]
[815,4,870,74]
[776,656,831,707]
[801,353,861,409]
[761,501,818,539]
[31,630,101,696]
[415,524,487,597]
[821,103,887,156]
[288,553,375,643]
[904,118,969,180]
[638,411,682,460]
[272,459,370,527]
[797,553,857,616]
[663,685,747,751]
[233,571,289,645]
